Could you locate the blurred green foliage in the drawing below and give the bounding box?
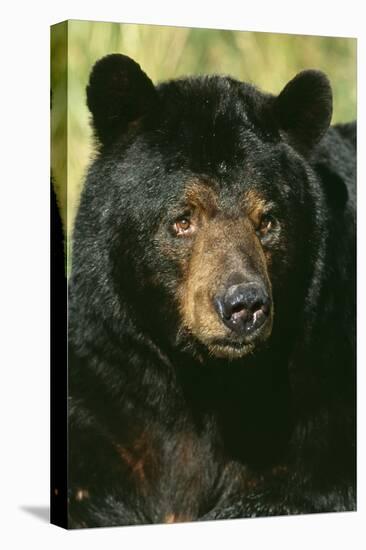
[51,20,356,237]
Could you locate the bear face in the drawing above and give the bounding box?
[78,54,332,361]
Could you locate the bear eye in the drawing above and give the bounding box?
[257,214,275,238]
[173,217,195,237]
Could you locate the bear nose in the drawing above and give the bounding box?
[214,283,270,335]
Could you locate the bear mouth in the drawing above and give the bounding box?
[206,338,256,359]
[204,316,273,359]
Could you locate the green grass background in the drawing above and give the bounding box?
[51,20,356,239]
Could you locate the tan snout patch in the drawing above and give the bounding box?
[178,220,228,343]
[178,214,272,357]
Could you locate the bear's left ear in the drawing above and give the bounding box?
[87,54,158,146]
[272,70,333,155]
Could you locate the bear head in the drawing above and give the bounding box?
[74,54,333,361]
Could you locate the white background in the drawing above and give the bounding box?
[0,1,364,548]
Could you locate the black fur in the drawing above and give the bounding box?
[68,54,356,527]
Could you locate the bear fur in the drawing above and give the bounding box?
[68,54,356,527]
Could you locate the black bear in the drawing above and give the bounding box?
[68,54,356,527]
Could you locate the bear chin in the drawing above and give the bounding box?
[208,342,256,360]
[195,315,273,360]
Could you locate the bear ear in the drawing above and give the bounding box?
[86,54,157,146]
[272,70,333,155]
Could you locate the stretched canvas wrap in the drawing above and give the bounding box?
[51,20,357,529]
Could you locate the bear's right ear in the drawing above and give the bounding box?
[86,54,157,146]
[272,70,333,155]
